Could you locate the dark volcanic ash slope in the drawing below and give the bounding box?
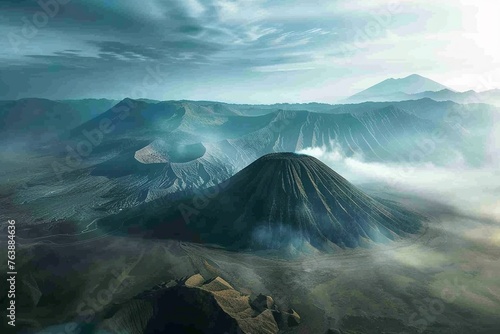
[102,153,423,252]
[189,153,422,251]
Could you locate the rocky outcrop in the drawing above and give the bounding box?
[98,273,300,334]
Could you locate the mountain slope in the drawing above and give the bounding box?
[0,98,89,143]
[188,153,423,251]
[392,88,500,106]
[98,273,300,334]
[100,153,423,252]
[57,99,119,119]
[344,88,500,105]
[346,74,449,103]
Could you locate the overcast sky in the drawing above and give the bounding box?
[1,0,499,103]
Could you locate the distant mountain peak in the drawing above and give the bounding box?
[406,73,426,79]
[346,74,449,103]
[437,88,455,93]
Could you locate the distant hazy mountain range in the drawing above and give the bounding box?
[345,74,500,105]
[0,98,117,144]
[347,74,449,101]
[2,73,499,148]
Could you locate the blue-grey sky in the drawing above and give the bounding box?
[1,0,499,103]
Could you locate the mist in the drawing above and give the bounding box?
[297,141,500,223]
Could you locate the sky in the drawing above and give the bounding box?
[1,0,499,103]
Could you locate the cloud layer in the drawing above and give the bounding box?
[298,142,500,222]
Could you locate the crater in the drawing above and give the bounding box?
[167,143,207,163]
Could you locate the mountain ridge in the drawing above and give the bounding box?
[345,74,450,103]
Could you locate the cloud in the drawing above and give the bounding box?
[252,62,316,73]
[88,41,164,61]
[214,0,268,23]
[297,142,500,222]
[85,39,223,63]
[182,0,206,18]
[1,0,499,102]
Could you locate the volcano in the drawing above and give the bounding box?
[182,153,422,251]
[101,153,423,252]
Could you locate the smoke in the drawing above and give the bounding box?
[297,142,500,222]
